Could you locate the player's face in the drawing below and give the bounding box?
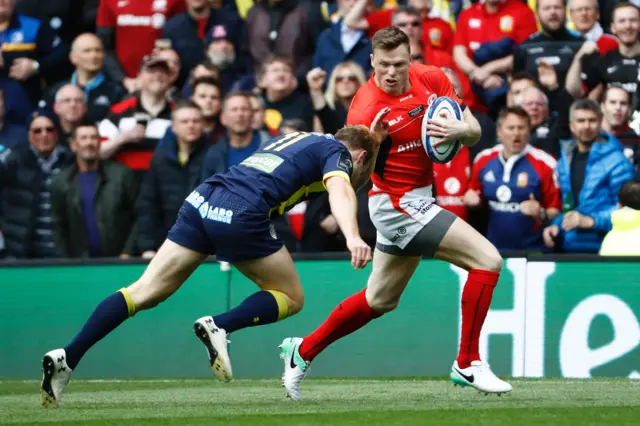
[538,0,566,32]
[498,113,531,155]
[371,45,411,95]
[507,79,536,107]
[601,88,630,128]
[612,6,640,46]
[520,92,548,127]
[221,96,253,135]
[570,109,601,144]
[569,0,599,33]
[393,12,422,43]
[191,84,221,119]
[71,127,101,162]
[173,108,204,143]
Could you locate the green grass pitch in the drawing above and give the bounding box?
[1,378,639,425]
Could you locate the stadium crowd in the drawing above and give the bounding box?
[1,0,640,260]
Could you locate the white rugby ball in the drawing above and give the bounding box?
[421,96,462,164]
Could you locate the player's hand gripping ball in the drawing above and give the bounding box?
[421,96,462,164]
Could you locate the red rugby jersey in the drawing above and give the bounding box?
[96,0,185,78]
[347,64,464,208]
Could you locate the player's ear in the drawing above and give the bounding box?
[355,149,368,165]
[370,53,374,68]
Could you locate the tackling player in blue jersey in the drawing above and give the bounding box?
[40,106,391,408]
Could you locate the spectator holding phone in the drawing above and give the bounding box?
[98,56,173,179]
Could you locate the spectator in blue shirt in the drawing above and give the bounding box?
[201,92,270,178]
[543,99,635,253]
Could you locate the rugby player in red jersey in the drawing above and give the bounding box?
[281,26,512,399]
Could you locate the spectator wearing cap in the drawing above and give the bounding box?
[47,33,125,124]
[599,179,640,255]
[154,48,183,102]
[0,109,72,258]
[51,120,138,259]
[53,84,87,147]
[204,23,252,94]
[0,0,67,106]
[543,99,635,253]
[98,56,173,180]
[137,101,211,259]
[258,54,316,135]
[311,0,372,78]
[96,0,185,94]
[163,0,247,90]
[0,88,27,150]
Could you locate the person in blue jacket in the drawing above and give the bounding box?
[543,99,635,253]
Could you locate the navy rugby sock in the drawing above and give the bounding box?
[64,289,136,370]
[213,290,288,333]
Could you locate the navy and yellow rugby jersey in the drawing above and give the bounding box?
[205,132,353,217]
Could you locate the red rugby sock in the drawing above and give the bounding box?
[299,289,381,362]
[456,269,499,369]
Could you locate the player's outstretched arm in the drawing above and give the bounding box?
[325,176,372,270]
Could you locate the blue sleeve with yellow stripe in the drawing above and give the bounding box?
[321,143,353,187]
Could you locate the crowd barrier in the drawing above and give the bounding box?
[0,255,638,379]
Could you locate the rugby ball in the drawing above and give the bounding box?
[421,96,462,164]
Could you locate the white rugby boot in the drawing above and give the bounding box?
[279,337,310,401]
[193,316,232,382]
[450,360,512,395]
[40,349,72,408]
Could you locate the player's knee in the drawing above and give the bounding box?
[286,292,305,316]
[365,289,399,314]
[479,247,503,273]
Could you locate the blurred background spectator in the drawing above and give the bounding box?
[312,0,372,78]
[258,54,315,134]
[0,0,67,105]
[53,84,88,146]
[307,62,366,135]
[543,99,635,253]
[137,101,210,259]
[466,106,561,251]
[51,121,138,258]
[600,85,640,170]
[48,33,125,124]
[0,110,71,258]
[201,92,269,178]
[96,0,185,93]
[98,56,173,178]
